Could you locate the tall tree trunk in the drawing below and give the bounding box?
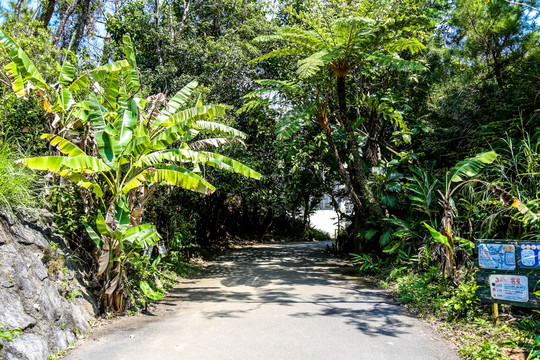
[302,193,310,231]
[71,0,91,51]
[319,116,363,211]
[40,0,56,27]
[490,49,506,102]
[54,0,79,47]
[14,0,24,20]
[335,75,385,221]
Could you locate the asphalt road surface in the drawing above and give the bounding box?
[66,242,460,360]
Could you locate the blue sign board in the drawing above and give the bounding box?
[478,243,516,270]
[519,243,540,268]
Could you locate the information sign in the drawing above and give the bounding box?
[519,243,540,268]
[489,274,529,302]
[478,243,516,270]
[157,242,167,256]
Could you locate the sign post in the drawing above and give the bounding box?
[475,239,540,313]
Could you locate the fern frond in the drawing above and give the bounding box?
[278,29,327,51]
[297,50,337,78]
[386,38,426,54]
[367,53,426,72]
[252,34,284,43]
[236,99,269,114]
[275,106,311,140]
[250,47,306,64]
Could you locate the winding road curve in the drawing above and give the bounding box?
[66,242,460,360]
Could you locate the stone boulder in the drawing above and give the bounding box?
[0,213,95,360]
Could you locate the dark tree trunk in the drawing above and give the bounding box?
[40,0,56,27]
[302,193,310,231]
[335,75,384,221]
[54,0,79,47]
[490,49,506,102]
[14,0,24,20]
[319,118,363,211]
[71,0,91,51]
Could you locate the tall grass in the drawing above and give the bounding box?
[0,137,39,215]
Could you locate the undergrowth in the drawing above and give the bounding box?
[369,266,540,359]
[0,136,38,215]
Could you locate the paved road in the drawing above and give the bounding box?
[66,242,460,360]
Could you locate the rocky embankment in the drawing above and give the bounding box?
[0,212,96,360]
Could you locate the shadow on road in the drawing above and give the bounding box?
[167,242,415,338]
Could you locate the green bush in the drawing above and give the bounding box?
[0,138,38,215]
[391,266,481,320]
[304,227,331,241]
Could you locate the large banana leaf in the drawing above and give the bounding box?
[115,199,131,226]
[137,149,261,179]
[424,223,452,253]
[114,99,138,148]
[195,120,247,139]
[84,93,108,130]
[58,59,76,86]
[121,166,215,194]
[101,70,121,109]
[154,81,198,124]
[122,223,160,249]
[136,148,208,167]
[83,222,102,246]
[62,155,112,173]
[69,60,130,92]
[20,155,109,177]
[450,151,498,183]
[1,29,49,93]
[51,87,74,113]
[122,35,140,95]
[21,154,112,174]
[95,131,121,166]
[0,28,18,51]
[18,156,67,171]
[158,105,230,128]
[41,134,86,157]
[122,136,151,157]
[4,61,25,96]
[58,171,104,197]
[198,151,261,179]
[190,137,246,149]
[148,120,194,150]
[96,211,112,237]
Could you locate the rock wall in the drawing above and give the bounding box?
[0,212,95,360]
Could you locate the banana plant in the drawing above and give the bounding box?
[13,34,261,312]
[419,151,499,283]
[424,151,538,284]
[0,28,77,132]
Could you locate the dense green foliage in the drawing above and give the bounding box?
[0,137,38,215]
[0,0,539,357]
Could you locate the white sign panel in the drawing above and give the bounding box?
[489,274,529,303]
[478,243,516,270]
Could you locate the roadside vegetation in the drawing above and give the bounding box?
[0,0,538,358]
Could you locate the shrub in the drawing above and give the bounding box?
[0,137,38,215]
